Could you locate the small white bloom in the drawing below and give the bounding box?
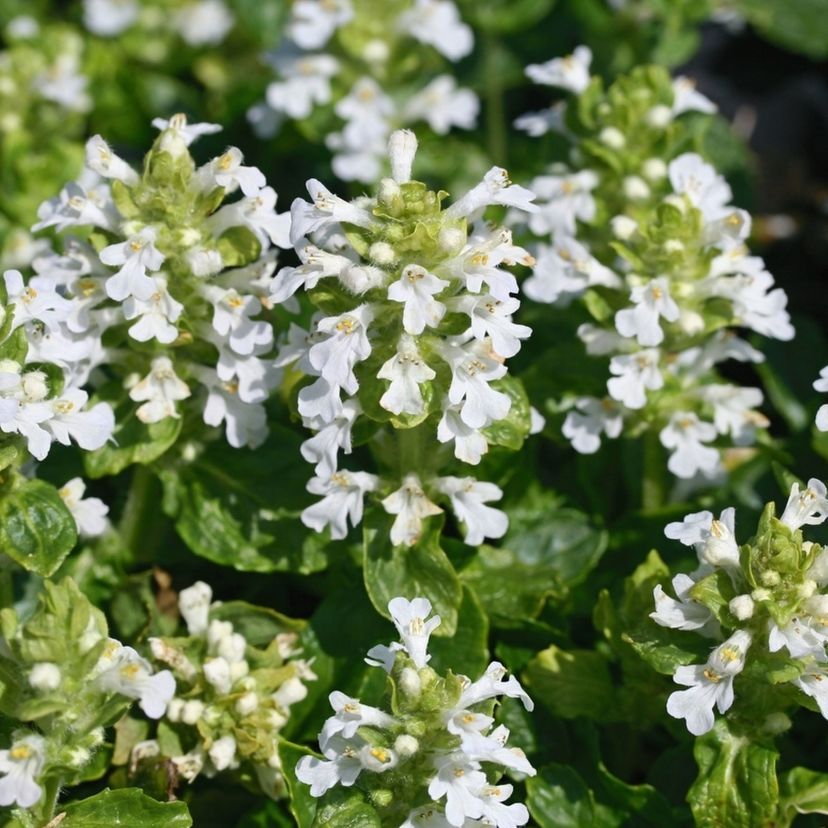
[442,339,510,429]
[300,398,360,476]
[320,691,396,750]
[100,227,165,302]
[526,170,598,236]
[123,276,183,344]
[452,294,531,358]
[666,630,751,735]
[0,734,46,809]
[179,581,213,635]
[203,657,233,694]
[615,278,680,346]
[290,178,373,246]
[301,470,379,540]
[525,46,592,94]
[436,476,507,546]
[606,350,663,410]
[447,167,537,219]
[672,77,716,116]
[174,0,234,45]
[151,113,222,147]
[659,412,720,479]
[129,357,191,423]
[650,574,714,631]
[562,396,623,454]
[59,477,109,537]
[4,269,71,332]
[378,335,436,416]
[387,265,449,335]
[288,0,352,48]
[401,0,473,61]
[382,474,443,547]
[296,735,364,797]
[208,735,237,771]
[84,135,139,185]
[83,0,140,36]
[457,661,533,711]
[403,76,479,135]
[780,478,828,531]
[96,644,176,718]
[199,147,265,197]
[814,366,828,431]
[729,595,755,621]
[793,663,828,719]
[437,402,489,465]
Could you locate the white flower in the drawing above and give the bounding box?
[96,644,176,718]
[264,53,339,120]
[301,398,361,476]
[151,113,222,147]
[666,630,751,735]
[288,0,353,49]
[199,147,265,197]
[456,662,533,711]
[526,170,598,236]
[769,614,828,660]
[83,0,140,35]
[209,288,272,355]
[179,581,213,635]
[447,168,537,219]
[387,265,449,336]
[792,663,828,718]
[403,76,479,135]
[815,366,828,431]
[401,0,473,61]
[0,734,46,809]
[129,356,191,423]
[209,735,237,771]
[780,478,828,531]
[33,53,90,112]
[701,385,766,444]
[562,396,623,454]
[4,269,71,332]
[525,46,592,94]
[208,187,291,248]
[437,403,489,465]
[477,783,531,828]
[665,507,740,570]
[378,335,436,416]
[452,295,531,358]
[668,153,732,222]
[174,0,234,45]
[33,178,117,234]
[290,178,373,246]
[606,350,663,410]
[436,477,507,546]
[59,477,109,537]
[301,470,379,540]
[428,755,488,825]
[320,691,395,749]
[614,278,680,346]
[443,339,511,429]
[100,227,165,302]
[659,412,720,479]
[85,135,139,186]
[309,305,375,395]
[123,276,183,344]
[672,77,716,116]
[200,374,268,448]
[651,574,714,631]
[296,735,364,797]
[382,474,443,547]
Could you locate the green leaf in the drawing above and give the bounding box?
[623,622,704,676]
[734,0,828,58]
[0,326,28,362]
[527,764,601,828]
[278,740,318,828]
[428,586,489,678]
[363,512,462,637]
[458,0,556,32]
[0,478,77,576]
[689,720,779,828]
[312,787,381,828]
[482,375,532,451]
[57,788,192,827]
[523,644,619,722]
[161,427,330,573]
[780,766,828,817]
[462,488,606,623]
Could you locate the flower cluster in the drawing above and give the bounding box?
[141,582,316,797]
[30,115,291,450]
[82,0,235,46]
[0,578,174,812]
[651,479,828,735]
[297,596,535,826]
[516,54,793,480]
[250,0,478,182]
[275,130,537,546]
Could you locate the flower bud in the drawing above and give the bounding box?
[359,745,397,772]
[204,657,232,694]
[762,712,792,735]
[272,676,308,707]
[437,226,466,256]
[28,663,61,691]
[167,698,184,722]
[728,595,755,620]
[645,105,673,129]
[182,700,205,725]
[751,587,771,602]
[610,215,638,240]
[377,178,403,212]
[622,176,650,201]
[339,264,386,295]
[209,735,237,771]
[21,370,49,401]
[235,692,258,716]
[599,127,625,149]
[370,789,394,808]
[394,734,419,757]
[368,242,397,266]
[398,667,421,701]
[642,158,667,181]
[388,130,418,184]
[760,570,781,587]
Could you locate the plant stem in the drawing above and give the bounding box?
[642,430,666,512]
[483,31,508,165]
[39,775,61,823]
[118,464,158,562]
[0,567,13,609]
[397,424,428,479]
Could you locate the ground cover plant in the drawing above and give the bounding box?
[0,0,827,825]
